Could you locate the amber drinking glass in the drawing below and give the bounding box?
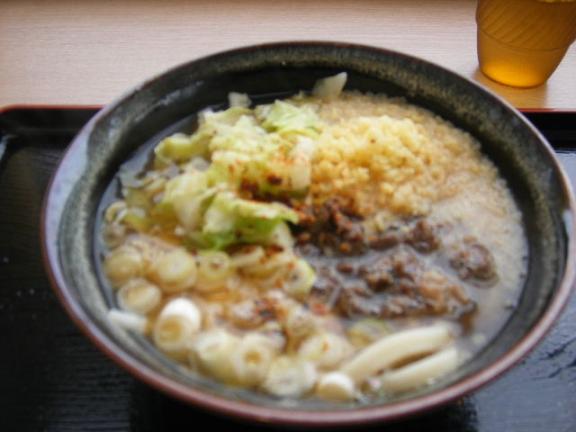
[476,0,576,88]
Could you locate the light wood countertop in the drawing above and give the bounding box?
[1,0,575,110]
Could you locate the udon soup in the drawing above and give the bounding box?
[99,74,527,402]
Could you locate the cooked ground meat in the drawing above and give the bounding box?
[296,232,312,245]
[296,199,445,259]
[335,249,474,320]
[368,229,403,250]
[298,217,492,322]
[364,271,394,291]
[418,270,474,315]
[406,220,441,253]
[367,219,441,254]
[391,249,421,279]
[295,199,366,255]
[337,289,381,317]
[380,295,423,318]
[449,238,497,283]
[361,257,394,291]
[336,262,355,274]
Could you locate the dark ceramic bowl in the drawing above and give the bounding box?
[42,42,576,427]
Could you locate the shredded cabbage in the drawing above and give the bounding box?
[153,96,324,201]
[154,133,209,164]
[156,172,214,230]
[261,100,322,138]
[208,115,268,154]
[192,191,298,249]
[228,92,251,108]
[312,72,347,101]
[144,76,350,250]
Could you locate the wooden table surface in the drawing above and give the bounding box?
[1,0,575,110]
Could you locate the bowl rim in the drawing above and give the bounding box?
[41,40,576,427]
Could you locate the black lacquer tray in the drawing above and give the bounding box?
[0,108,574,432]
